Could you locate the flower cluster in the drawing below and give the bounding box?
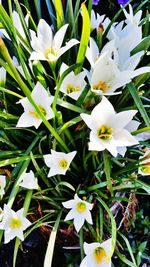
[0,0,149,266]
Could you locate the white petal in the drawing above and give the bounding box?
[29,51,46,61]
[37,19,53,51]
[101,238,112,257]
[58,39,79,58]
[130,66,150,78]
[62,199,75,209]
[92,96,116,118]
[74,215,85,232]
[85,210,93,225]
[53,24,68,50]
[110,110,137,129]
[64,208,76,221]
[16,112,40,128]
[84,242,101,255]
[113,129,139,146]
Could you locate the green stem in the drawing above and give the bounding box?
[79,227,84,260]
[23,190,33,215]
[103,150,113,196]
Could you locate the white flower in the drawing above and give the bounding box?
[0,204,31,244]
[44,150,77,177]
[0,11,29,40]
[81,96,139,157]
[19,170,38,189]
[90,10,106,32]
[0,67,6,87]
[80,238,112,267]
[29,19,79,62]
[62,194,93,232]
[90,50,132,95]
[16,82,54,129]
[58,63,87,100]
[138,150,150,176]
[0,175,6,197]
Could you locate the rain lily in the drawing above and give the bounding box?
[89,49,132,95]
[0,204,31,243]
[29,19,79,62]
[90,10,107,32]
[0,66,6,87]
[0,175,6,197]
[86,38,150,89]
[0,11,29,40]
[81,96,139,157]
[62,193,93,232]
[44,150,77,177]
[58,63,87,100]
[138,150,150,176]
[80,238,112,267]
[19,170,38,189]
[16,82,54,129]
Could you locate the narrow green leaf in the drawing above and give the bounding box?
[53,0,64,29]
[75,3,90,74]
[96,197,117,256]
[103,151,113,196]
[44,212,62,267]
[127,82,150,126]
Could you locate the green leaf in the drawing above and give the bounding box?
[53,0,64,29]
[131,36,150,55]
[44,212,62,267]
[127,82,150,126]
[75,3,90,74]
[96,197,117,256]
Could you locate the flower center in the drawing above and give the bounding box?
[98,125,112,140]
[93,81,110,93]
[9,217,22,229]
[45,47,57,59]
[76,202,86,213]
[28,105,47,119]
[59,159,68,169]
[140,164,150,174]
[94,247,107,264]
[67,84,80,94]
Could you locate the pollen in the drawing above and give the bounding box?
[59,159,68,169]
[93,81,110,93]
[29,105,46,119]
[94,247,106,264]
[76,202,86,213]
[9,217,22,229]
[98,125,113,140]
[67,84,80,94]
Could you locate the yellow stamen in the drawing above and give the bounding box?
[93,81,110,93]
[28,105,46,119]
[98,125,112,140]
[67,84,80,94]
[9,218,22,229]
[140,164,150,174]
[59,159,68,169]
[76,202,86,213]
[94,247,107,264]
